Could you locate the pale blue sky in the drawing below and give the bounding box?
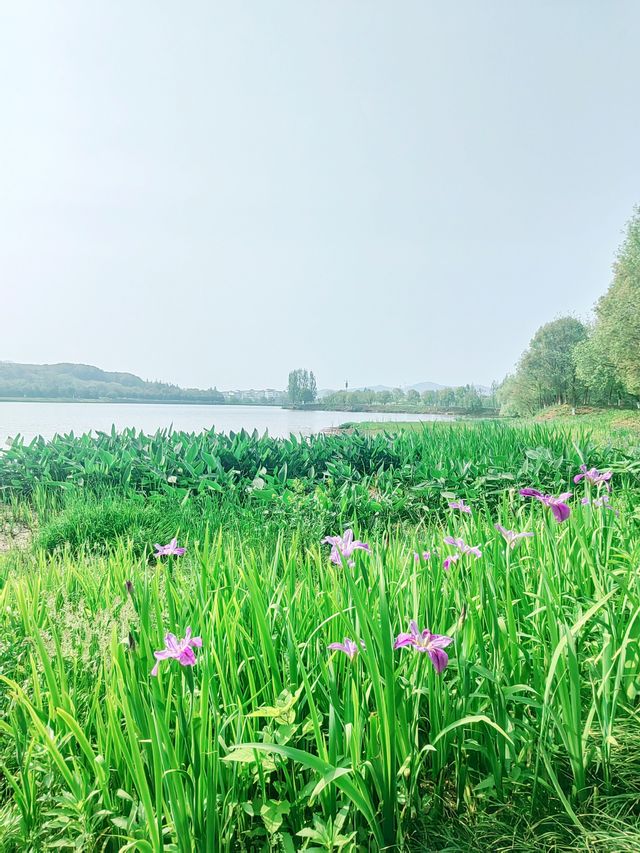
[1,2,639,390]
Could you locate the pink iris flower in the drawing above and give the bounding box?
[413,550,432,562]
[443,553,460,571]
[322,529,371,568]
[448,498,472,515]
[328,637,365,659]
[582,495,619,515]
[519,488,572,523]
[443,536,482,558]
[151,627,202,676]
[574,465,612,489]
[394,620,454,673]
[442,536,481,570]
[494,523,534,548]
[154,537,186,557]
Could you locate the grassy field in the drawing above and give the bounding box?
[344,408,640,443]
[1,419,640,851]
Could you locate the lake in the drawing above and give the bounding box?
[0,402,451,445]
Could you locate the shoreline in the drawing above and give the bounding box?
[0,397,282,407]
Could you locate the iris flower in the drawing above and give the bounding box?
[443,553,460,571]
[443,536,482,558]
[494,523,534,548]
[394,620,454,673]
[151,627,202,676]
[413,550,432,562]
[582,495,619,515]
[519,488,572,523]
[322,529,371,568]
[574,465,612,489]
[154,537,186,557]
[327,638,365,659]
[449,498,472,515]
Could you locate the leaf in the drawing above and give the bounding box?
[223,742,382,847]
[432,714,514,746]
[260,799,290,834]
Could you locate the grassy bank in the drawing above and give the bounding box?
[1,419,640,850]
[343,409,640,445]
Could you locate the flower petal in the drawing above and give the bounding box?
[428,647,449,674]
[178,647,197,666]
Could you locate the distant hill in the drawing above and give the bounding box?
[407,381,445,393]
[0,361,225,403]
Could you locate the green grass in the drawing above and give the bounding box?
[1,419,640,850]
[338,420,436,433]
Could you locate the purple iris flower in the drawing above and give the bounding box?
[581,495,619,515]
[151,627,202,676]
[574,465,612,490]
[394,620,454,673]
[494,523,534,548]
[413,550,432,562]
[443,553,460,571]
[154,537,186,557]
[327,637,365,659]
[322,529,371,568]
[519,488,572,523]
[449,498,472,515]
[443,536,482,558]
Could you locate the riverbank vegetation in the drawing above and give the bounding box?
[1,419,640,850]
[345,407,640,443]
[498,206,640,416]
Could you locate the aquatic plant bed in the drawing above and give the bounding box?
[1,420,640,850]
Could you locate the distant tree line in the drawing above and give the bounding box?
[322,384,495,412]
[498,206,640,415]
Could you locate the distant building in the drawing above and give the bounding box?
[223,388,284,403]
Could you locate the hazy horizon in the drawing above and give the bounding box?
[2,2,639,391]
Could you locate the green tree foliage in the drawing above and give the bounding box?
[592,207,640,394]
[496,373,540,416]
[287,369,318,405]
[497,317,588,414]
[498,205,640,414]
[322,384,490,413]
[573,335,627,406]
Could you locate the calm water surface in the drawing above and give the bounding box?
[0,402,451,445]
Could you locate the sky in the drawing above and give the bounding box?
[1,2,639,392]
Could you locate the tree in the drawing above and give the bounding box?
[591,207,640,395]
[496,373,539,415]
[287,369,318,406]
[308,371,317,403]
[573,335,626,406]
[498,317,588,414]
[457,385,483,411]
[287,370,301,405]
